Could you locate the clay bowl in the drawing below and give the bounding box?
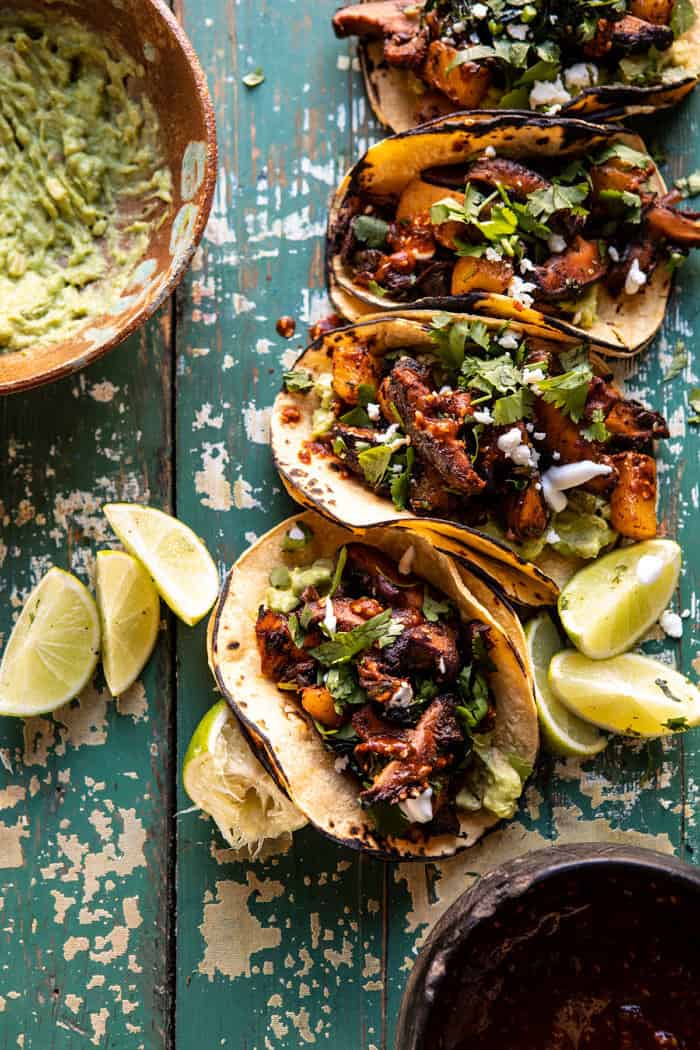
[0,0,216,395]
[396,843,700,1049]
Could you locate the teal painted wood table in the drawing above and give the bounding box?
[1,1,699,1046]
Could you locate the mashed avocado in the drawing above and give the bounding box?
[0,15,173,352]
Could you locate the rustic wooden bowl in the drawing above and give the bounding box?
[395,843,700,1049]
[0,0,217,395]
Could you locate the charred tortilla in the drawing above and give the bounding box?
[271,312,668,604]
[327,112,700,354]
[208,512,539,860]
[333,0,700,132]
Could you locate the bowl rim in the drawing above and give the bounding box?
[395,842,700,1050]
[0,0,218,396]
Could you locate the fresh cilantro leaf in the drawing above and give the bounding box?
[598,188,642,223]
[332,436,348,458]
[430,316,492,370]
[329,546,347,598]
[515,59,559,86]
[582,407,610,442]
[414,678,439,704]
[663,341,687,381]
[527,182,589,222]
[461,353,522,396]
[536,362,593,422]
[456,668,490,728]
[688,386,700,424]
[357,383,377,406]
[340,404,372,427]
[242,68,265,88]
[422,589,451,622]
[325,665,366,711]
[357,444,393,487]
[389,447,414,510]
[492,388,534,425]
[283,368,314,392]
[288,613,305,648]
[595,143,651,169]
[310,609,404,665]
[558,345,589,371]
[353,215,389,248]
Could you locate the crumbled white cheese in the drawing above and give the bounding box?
[507,21,529,39]
[334,755,350,773]
[498,331,519,350]
[624,257,647,296]
[548,233,567,254]
[552,451,561,461]
[529,77,572,109]
[398,545,416,576]
[636,554,664,585]
[533,431,546,441]
[380,423,401,444]
[608,245,620,262]
[288,524,306,541]
[508,275,536,308]
[473,408,494,425]
[484,144,496,158]
[523,367,545,385]
[519,257,535,274]
[399,788,434,824]
[545,528,561,543]
[438,655,446,675]
[485,246,502,262]
[659,609,683,639]
[452,18,466,30]
[323,597,337,634]
[471,4,488,18]
[564,62,598,91]
[390,681,414,707]
[540,460,613,512]
[497,428,539,469]
[366,402,381,422]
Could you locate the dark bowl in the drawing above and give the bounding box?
[396,843,700,1050]
[0,0,216,394]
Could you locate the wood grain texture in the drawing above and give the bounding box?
[1,2,699,1048]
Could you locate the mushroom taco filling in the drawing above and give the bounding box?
[331,121,700,345]
[332,0,699,129]
[278,314,668,566]
[255,536,532,838]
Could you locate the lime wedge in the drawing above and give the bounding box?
[549,650,700,738]
[183,700,306,855]
[0,568,100,717]
[558,539,681,659]
[525,614,607,758]
[103,504,219,626]
[96,550,160,696]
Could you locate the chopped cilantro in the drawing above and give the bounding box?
[536,362,593,422]
[367,279,387,298]
[663,341,688,382]
[582,407,610,442]
[389,447,415,510]
[456,668,490,728]
[598,188,642,223]
[288,613,304,648]
[595,143,651,169]
[430,315,492,370]
[357,444,393,487]
[283,368,314,392]
[325,665,366,711]
[671,0,696,36]
[527,182,589,222]
[422,589,451,622]
[332,436,348,458]
[461,353,522,396]
[493,388,534,425]
[340,404,372,427]
[310,609,404,666]
[352,214,389,248]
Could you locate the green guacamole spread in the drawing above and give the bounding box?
[0,16,173,352]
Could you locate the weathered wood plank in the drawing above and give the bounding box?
[0,314,174,1048]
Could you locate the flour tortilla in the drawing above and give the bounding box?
[327,112,670,356]
[208,511,539,860]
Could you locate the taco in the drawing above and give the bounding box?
[328,112,700,354]
[271,312,669,601]
[332,0,700,131]
[207,511,539,859]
